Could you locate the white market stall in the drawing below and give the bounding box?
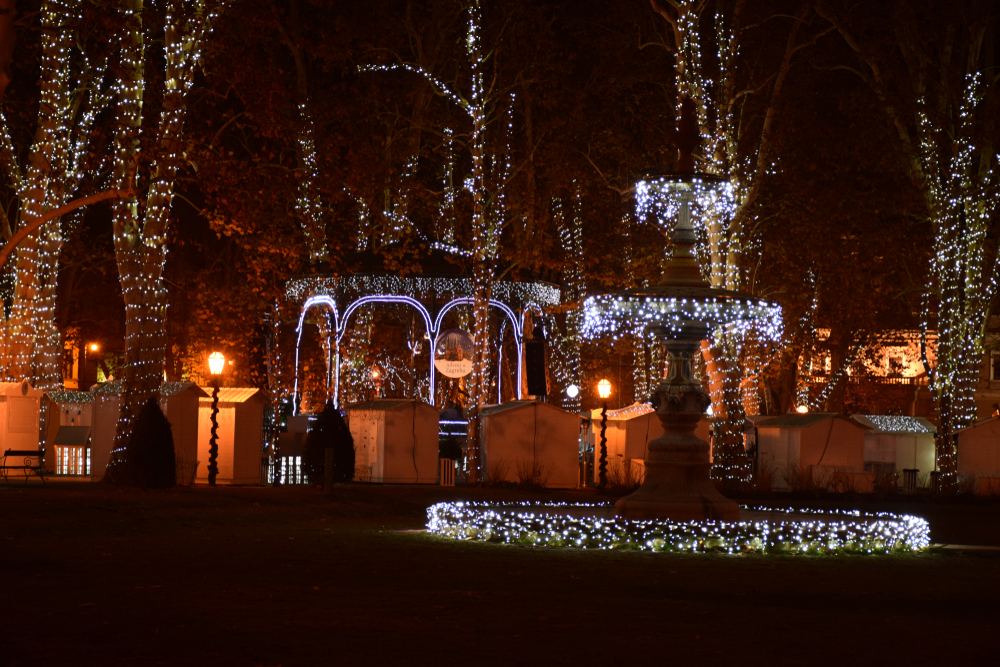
[90,380,207,482]
[344,399,439,484]
[90,381,122,480]
[41,390,93,476]
[196,387,265,485]
[0,381,44,478]
[481,401,581,488]
[756,413,870,491]
[160,382,208,485]
[956,418,1000,494]
[587,402,712,485]
[851,414,936,488]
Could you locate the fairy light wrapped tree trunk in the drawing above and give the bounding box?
[360,1,507,483]
[818,3,1000,492]
[270,0,329,266]
[646,0,809,484]
[0,1,111,390]
[105,0,228,472]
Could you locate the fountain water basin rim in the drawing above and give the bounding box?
[426,501,931,555]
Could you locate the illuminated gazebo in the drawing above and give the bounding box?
[285,246,561,412]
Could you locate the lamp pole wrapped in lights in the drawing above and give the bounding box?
[597,379,611,489]
[207,352,225,487]
[582,101,781,521]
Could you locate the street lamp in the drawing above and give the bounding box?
[371,367,382,398]
[82,342,99,388]
[207,352,225,486]
[597,379,612,489]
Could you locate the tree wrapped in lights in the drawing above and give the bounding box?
[270,0,329,265]
[361,1,512,482]
[640,0,812,483]
[0,1,112,389]
[818,2,1000,491]
[549,193,585,412]
[105,0,229,467]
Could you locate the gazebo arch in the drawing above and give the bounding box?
[285,247,561,413]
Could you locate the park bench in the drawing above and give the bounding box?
[1,449,46,485]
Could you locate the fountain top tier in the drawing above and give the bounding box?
[582,98,779,341]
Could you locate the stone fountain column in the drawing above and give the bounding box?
[614,321,740,521]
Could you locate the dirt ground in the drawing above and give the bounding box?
[3,482,999,666]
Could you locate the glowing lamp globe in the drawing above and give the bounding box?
[597,379,612,400]
[796,405,809,414]
[208,352,226,376]
[566,384,580,399]
[89,343,99,352]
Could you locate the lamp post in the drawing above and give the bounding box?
[82,342,99,388]
[207,352,225,486]
[597,379,611,489]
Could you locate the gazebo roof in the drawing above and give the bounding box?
[285,245,561,311]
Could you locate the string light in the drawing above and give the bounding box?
[908,70,999,491]
[426,502,930,554]
[105,0,229,469]
[2,1,112,389]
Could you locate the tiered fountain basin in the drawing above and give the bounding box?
[426,502,930,555]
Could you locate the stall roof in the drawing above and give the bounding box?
[757,413,841,428]
[45,390,93,404]
[852,414,936,435]
[956,416,1000,435]
[0,381,42,396]
[198,387,261,403]
[344,399,431,412]
[91,380,123,396]
[160,381,209,398]
[481,401,580,418]
[604,403,655,420]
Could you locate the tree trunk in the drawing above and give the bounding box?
[702,337,750,483]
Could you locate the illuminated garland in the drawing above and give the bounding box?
[582,293,782,342]
[286,275,560,311]
[426,502,930,555]
[859,415,934,434]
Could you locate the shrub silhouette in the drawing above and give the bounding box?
[123,398,176,488]
[304,402,355,485]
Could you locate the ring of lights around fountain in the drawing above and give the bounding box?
[426,502,931,555]
[582,286,783,340]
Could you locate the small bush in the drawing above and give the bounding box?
[515,457,553,489]
[304,402,355,485]
[606,458,642,493]
[484,457,511,486]
[122,398,176,489]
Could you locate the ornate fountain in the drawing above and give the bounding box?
[586,101,777,521]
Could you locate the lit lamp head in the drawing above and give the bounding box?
[208,352,226,376]
[89,343,99,352]
[795,405,808,414]
[371,368,380,380]
[565,384,580,399]
[597,379,612,400]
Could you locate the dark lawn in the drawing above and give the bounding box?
[2,482,999,666]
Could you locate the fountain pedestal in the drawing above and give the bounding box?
[615,323,740,522]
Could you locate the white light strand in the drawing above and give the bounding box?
[426,502,930,554]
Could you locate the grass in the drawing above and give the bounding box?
[2,481,1000,666]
